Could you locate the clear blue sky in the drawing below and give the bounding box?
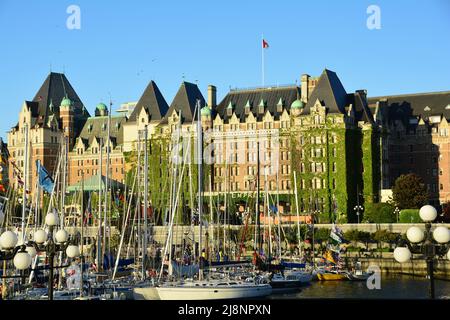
[0,0,449,137]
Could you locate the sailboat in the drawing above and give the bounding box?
[153,100,272,300]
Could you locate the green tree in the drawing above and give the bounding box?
[372,230,399,249]
[392,174,428,209]
[358,231,373,251]
[363,202,396,223]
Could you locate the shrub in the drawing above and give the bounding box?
[399,209,421,223]
[363,202,396,223]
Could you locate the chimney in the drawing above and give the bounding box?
[208,85,216,109]
[301,74,310,103]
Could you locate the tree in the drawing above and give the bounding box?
[372,230,399,249]
[358,231,372,251]
[363,203,396,223]
[392,174,428,209]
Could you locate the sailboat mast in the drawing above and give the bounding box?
[97,137,103,271]
[80,170,84,297]
[142,125,149,280]
[209,174,213,256]
[276,166,281,260]
[21,123,29,241]
[197,100,203,278]
[256,140,261,253]
[293,171,302,257]
[104,99,112,265]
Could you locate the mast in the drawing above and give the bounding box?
[223,161,227,255]
[80,169,84,297]
[209,174,213,257]
[104,99,112,269]
[21,123,29,242]
[97,137,103,271]
[197,100,203,279]
[142,125,149,280]
[293,171,302,257]
[256,140,261,253]
[276,164,281,260]
[136,131,142,277]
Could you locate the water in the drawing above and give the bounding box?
[268,275,450,299]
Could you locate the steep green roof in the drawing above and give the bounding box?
[201,106,212,116]
[96,103,107,111]
[291,99,304,109]
[61,97,73,107]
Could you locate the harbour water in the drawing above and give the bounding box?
[268,275,450,299]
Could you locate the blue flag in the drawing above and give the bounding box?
[36,160,54,193]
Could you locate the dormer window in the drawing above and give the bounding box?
[258,99,265,114]
[87,124,93,133]
[102,123,107,131]
[115,123,120,130]
[277,98,283,113]
[424,106,431,111]
[244,100,251,115]
[227,101,233,117]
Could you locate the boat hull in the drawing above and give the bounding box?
[133,286,160,300]
[316,273,348,281]
[156,284,272,300]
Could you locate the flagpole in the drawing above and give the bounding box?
[261,34,265,87]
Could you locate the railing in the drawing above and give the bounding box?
[229,84,296,92]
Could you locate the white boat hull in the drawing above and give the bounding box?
[133,286,160,300]
[156,284,272,300]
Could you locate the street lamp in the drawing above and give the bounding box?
[394,206,400,223]
[26,211,80,300]
[354,205,364,224]
[393,205,450,299]
[0,230,33,296]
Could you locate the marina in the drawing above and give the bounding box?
[0,1,449,306]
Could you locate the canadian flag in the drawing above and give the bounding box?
[262,39,269,49]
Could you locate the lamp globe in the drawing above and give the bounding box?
[406,226,424,243]
[394,247,412,263]
[419,205,437,222]
[433,226,450,244]
[45,212,59,226]
[33,229,47,244]
[55,229,69,243]
[13,251,32,270]
[66,245,80,258]
[0,231,18,249]
[26,246,37,259]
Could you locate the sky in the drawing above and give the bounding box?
[0,0,449,137]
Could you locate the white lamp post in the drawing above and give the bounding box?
[13,251,32,270]
[393,205,450,299]
[0,231,18,249]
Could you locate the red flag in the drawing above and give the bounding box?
[262,39,269,49]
